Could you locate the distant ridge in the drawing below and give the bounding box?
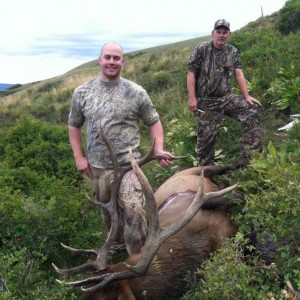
[0,83,15,91]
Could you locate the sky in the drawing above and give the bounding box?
[1,0,287,84]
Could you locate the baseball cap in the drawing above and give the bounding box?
[214,19,230,30]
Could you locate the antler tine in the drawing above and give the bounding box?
[130,149,161,235]
[99,128,119,173]
[55,269,137,292]
[90,128,130,268]
[53,129,131,278]
[136,140,187,168]
[80,270,137,292]
[52,261,99,275]
[60,242,98,255]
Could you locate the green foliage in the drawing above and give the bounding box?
[165,117,197,166]
[126,50,146,59]
[149,53,159,63]
[184,127,300,299]
[37,80,63,93]
[276,0,300,35]
[0,116,105,299]
[152,71,172,91]
[231,25,300,97]
[266,64,300,111]
[56,89,73,103]
[0,115,80,183]
[140,63,151,73]
[183,240,282,300]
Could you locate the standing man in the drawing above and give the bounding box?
[68,42,174,256]
[187,19,262,166]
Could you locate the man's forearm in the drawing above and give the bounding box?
[187,71,197,99]
[69,126,84,159]
[149,121,164,153]
[187,71,198,111]
[235,69,250,98]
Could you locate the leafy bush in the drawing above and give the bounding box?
[183,240,281,300]
[165,117,197,166]
[152,71,172,91]
[0,115,80,183]
[37,80,63,93]
[266,64,300,112]
[0,116,105,299]
[276,0,300,35]
[183,127,300,299]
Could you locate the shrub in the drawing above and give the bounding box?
[276,0,300,35]
[37,80,63,93]
[266,64,300,112]
[0,115,80,183]
[152,71,172,91]
[0,116,106,299]
[183,127,300,299]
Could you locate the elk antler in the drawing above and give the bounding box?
[53,129,185,276]
[55,151,237,292]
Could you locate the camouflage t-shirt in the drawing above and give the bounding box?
[188,41,242,97]
[68,77,160,168]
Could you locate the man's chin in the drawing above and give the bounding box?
[105,71,121,80]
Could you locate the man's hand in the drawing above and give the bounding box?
[75,156,93,179]
[155,151,175,168]
[245,95,262,107]
[188,96,198,112]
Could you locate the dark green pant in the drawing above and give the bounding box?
[196,94,262,166]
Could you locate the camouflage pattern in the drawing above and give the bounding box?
[195,95,262,166]
[188,41,262,165]
[68,77,160,168]
[188,41,241,97]
[91,166,147,255]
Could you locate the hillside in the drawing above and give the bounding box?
[0,1,299,299]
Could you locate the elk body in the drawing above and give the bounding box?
[53,131,238,300]
[82,166,237,300]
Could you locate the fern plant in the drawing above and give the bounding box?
[267,64,300,111]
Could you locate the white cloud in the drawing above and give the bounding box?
[0,0,287,83]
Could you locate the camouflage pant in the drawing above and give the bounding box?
[91,166,147,255]
[196,94,262,166]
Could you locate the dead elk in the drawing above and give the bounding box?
[53,132,239,300]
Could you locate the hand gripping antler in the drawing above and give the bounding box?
[52,128,185,276]
[55,152,237,292]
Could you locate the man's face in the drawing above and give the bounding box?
[212,27,231,49]
[98,44,125,82]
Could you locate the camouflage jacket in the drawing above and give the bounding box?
[188,41,242,98]
[68,77,160,168]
